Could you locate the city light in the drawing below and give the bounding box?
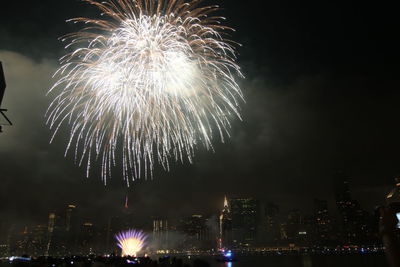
[224,251,232,258]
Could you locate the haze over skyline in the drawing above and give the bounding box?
[1,0,400,225]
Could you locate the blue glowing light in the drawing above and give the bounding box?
[224,251,232,258]
[9,257,31,262]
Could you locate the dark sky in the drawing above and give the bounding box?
[1,0,400,226]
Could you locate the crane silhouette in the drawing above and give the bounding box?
[0,61,12,133]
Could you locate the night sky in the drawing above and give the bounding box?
[1,0,400,226]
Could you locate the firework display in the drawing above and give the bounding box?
[47,0,244,183]
[115,229,147,256]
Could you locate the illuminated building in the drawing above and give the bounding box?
[27,225,47,256]
[285,209,301,242]
[265,202,280,245]
[79,222,95,255]
[229,198,259,247]
[153,218,168,249]
[314,199,331,244]
[333,172,372,244]
[64,204,78,255]
[219,196,232,248]
[45,212,66,256]
[65,204,76,232]
[47,213,56,234]
[180,214,213,249]
[11,226,29,256]
[45,212,56,256]
[0,222,10,257]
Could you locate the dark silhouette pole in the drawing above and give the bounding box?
[0,61,12,132]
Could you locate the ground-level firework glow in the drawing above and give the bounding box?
[115,230,147,257]
[47,0,244,184]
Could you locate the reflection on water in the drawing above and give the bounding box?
[207,253,388,267]
[302,255,312,267]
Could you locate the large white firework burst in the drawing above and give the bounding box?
[47,0,244,184]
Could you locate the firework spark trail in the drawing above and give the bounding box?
[115,229,147,256]
[47,0,244,184]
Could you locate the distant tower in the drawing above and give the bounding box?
[333,172,352,207]
[229,198,259,247]
[66,204,76,232]
[79,222,95,255]
[124,195,129,209]
[47,213,56,234]
[106,195,135,252]
[333,172,367,244]
[121,195,134,227]
[314,199,331,243]
[45,213,56,256]
[219,196,232,249]
[265,202,280,245]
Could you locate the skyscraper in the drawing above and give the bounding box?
[65,204,76,232]
[47,213,56,234]
[79,222,95,255]
[285,209,301,242]
[0,222,9,257]
[229,198,259,247]
[219,196,232,249]
[333,172,371,244]
[265,202,280,245]
[45,212,68,256]
[65,204,78,255]
[180,215,210,249]
[153,218,168,250]
[334,172,352,209]
[27,224,47,256]
[314,199,331,244]
[45,213,56,256]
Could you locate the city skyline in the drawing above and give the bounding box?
[0,185,384,257]
[1,0,400,245]
[1,173,387,241]
[0,170,394,227]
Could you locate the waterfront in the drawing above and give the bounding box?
[0,253,389,267]
[200,254,388,267]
